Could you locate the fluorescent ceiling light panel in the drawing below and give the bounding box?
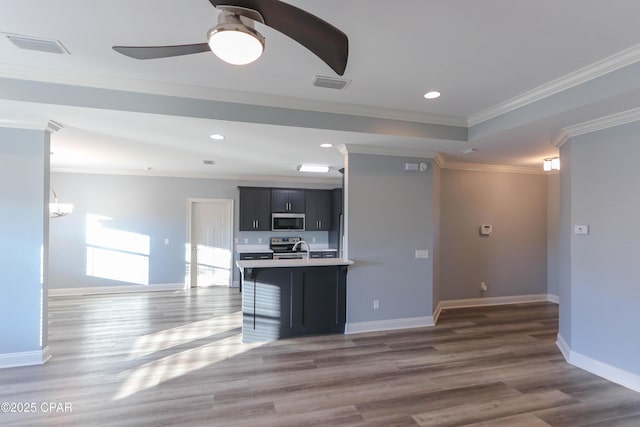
[298,164,330,173]
[5,34,69,54]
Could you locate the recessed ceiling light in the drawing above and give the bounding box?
[320,143,333,148]
[424,91,442,99]
[298,164,330,173]
[210,134,225,140]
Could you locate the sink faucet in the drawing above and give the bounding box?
[292,240,310,260]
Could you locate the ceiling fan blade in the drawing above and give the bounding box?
[113,43,211,60]
[210,0,348,75]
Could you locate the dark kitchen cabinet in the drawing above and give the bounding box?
[305,190,332,231]
[239,252,273,260]
[239,187,271,231]
[242,265,347,342]
[272,189,305,213]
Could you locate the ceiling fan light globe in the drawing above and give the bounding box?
[208,25,264,66]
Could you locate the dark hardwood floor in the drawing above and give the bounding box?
[1,287,639,426]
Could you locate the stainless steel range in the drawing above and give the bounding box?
[270,237,306,260]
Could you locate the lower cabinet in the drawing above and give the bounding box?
[242,265,347,342]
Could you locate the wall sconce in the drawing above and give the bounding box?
[543,157,560,171]
[49,188,73,219]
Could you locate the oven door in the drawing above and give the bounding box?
[272,213,305,231]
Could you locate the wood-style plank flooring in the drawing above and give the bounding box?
[1,287,639,426]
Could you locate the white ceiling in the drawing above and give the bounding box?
[1,0,640,180]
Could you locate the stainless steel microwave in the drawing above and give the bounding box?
[272,213,305,231]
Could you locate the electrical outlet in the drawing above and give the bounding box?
[164,238,169,245]
[257,237,262,244]
[480,282,488,292]
[312,237,317,243]
[373,299,380,310]
[243,238,249,244]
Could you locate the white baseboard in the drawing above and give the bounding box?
[347,294,558,336]
[0,346,51,369]
[547,294,560,304]
[556,333,640,393]
[48,283,186,296]
[345,315,434,335]
[433,294,558,324]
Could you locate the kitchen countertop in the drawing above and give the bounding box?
[236,257,353,269]
[235,244,337,254]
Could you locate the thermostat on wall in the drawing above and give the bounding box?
[480,224,493,236]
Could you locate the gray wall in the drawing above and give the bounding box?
[547,173,560,298]
[560,122,640,375]
[440,169,548,300]
[432,162,442,311]
[0,128,49,354]
[49,172,337,289]
[345,153,434,324]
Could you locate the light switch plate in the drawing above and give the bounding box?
[574,225,589,235]
[415,250,429,259]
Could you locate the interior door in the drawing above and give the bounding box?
[189,199,234,288]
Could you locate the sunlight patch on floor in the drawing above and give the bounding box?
[126,311,242,360]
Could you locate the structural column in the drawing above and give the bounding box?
[0,126,50,368]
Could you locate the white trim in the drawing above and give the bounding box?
[547,294,559,304]
[556,333,640,393]
[551,107,640,149]
[48,283,185,297]
[438,160,544,175]
[434,294,552,313]
[552,131,571,149]
[0,63,466,128]
[339,144,438,159]
[345,315,434,335]
[562,107,640,138]
[0,346,51,369]
[348,295,557,336]
[469,43,640,126]
[50,168,342,185]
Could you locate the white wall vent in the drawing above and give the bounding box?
[5,34,69,54]
[312,76,350,90]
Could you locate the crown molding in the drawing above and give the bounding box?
[563,106,640,138]
[0,118,49,131]
[0,64,466,128]
[338,144,437,159]
[468,43,640,126]
[438,160,545,175]
[552,106,640,148]
[551,131,571,149]
[434,153,446,169]
[50,167,342,184]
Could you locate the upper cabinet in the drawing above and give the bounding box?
[305,190,332,231]
[271,189,305,213]
[239,187,271,231]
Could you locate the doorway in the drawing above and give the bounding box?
[187,198,234,289]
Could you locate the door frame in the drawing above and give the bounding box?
[186,198,235,289]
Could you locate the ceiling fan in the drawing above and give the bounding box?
[112,0,349,75]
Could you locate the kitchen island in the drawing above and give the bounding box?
[236,258,353,342]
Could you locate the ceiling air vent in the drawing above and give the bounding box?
[312,75,350,90]
[5,34,69,54]
[202,160,215,165]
